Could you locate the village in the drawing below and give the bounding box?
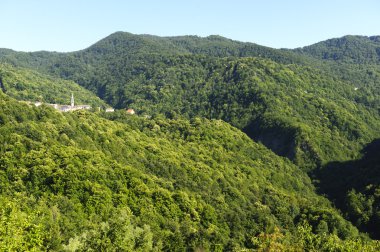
[26,93,136,114]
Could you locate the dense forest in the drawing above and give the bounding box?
[0,63,106,107]
[315,139,380,239]
[1,32,380,250]
[1,92,379,251]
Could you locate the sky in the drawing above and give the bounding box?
[0,0,379,52]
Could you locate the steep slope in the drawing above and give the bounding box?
[315,139,380,238]
[0,63,107,107]
[292,36,380,112]
[0,92,378,251]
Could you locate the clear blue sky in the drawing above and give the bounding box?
[1,0,379,52]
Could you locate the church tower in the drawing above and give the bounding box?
[71,93,74,108]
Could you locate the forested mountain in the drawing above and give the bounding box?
[2,92,378,250]
[1,32,380,250]
[294,35,380,64]
[1,33,379,169]
[0,32,304,70]
[2,32,377,106]
[72,31,305,62]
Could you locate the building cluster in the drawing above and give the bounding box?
[27,93,136,114]
[32,93,93,112]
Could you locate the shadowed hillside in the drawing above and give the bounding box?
[315,139,380,239]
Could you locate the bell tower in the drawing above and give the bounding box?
[71,93,74,107]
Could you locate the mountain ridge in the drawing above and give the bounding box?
[1,32,379,171]
[294,35,380,64]
[2,32,379,53]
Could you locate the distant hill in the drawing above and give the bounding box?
[82,31,294,59]
[294,35,380,64]
[292,35,380,112]
[0,31,306,67]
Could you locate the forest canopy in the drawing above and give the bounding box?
[1,32,380,250]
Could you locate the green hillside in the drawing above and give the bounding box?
[1,32,380,247]
[294,35,380,64]
[292,36,380,112]
[2,33,379,170]
[15,50,378,170]
[0,63,107,107]
[2,92,378,250]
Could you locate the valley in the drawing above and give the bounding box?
[0,32,380,251]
